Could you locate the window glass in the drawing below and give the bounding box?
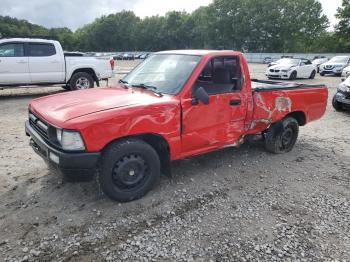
[0,43,24,57]
[123,54,201,95]
[195,56,242,95]
[28,43,56,56]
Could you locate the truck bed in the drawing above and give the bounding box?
[251,79,326,92]
[248,79,328,134]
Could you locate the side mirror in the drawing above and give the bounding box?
[192,86,210,105]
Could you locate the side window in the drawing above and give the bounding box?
[195,56,242,95]
[28,43,56,57]
[0,43,24,57]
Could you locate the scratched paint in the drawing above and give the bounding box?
[250,93,292,129]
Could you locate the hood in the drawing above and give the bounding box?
[322,62,346,67]
[269,64,294,71]
[30,86,170,126]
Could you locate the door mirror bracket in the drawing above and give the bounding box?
[192,87,210,105]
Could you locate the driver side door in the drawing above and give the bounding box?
[180,56,247,157]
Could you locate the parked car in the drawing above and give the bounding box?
[341,66,350,81]
[123,53,134,60]
[113,53,124,60]
[140,53,150,59]
[263,57,272,64]
[312,57,329,73]
[333,76,350,111]
[266,58,317,80]
[25,50,328,202]
[0,38,114,90]
[319,56,350,76]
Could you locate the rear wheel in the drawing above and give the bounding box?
[69,72,94,90]
[309,70,316,79]
[332,95,344,111]
[99,139,160,202]
[289,71,297,80]
[264,117,299,154]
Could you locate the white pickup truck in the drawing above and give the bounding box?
[0,38,114,90]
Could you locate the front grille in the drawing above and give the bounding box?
[29,111,50,141]
[269,69,280,73]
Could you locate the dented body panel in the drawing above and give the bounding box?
[27,50,328,163]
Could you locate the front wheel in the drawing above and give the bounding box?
[264,117,299,154]
[332,95,344,111]
[289,71,297,80]
[69,72,94,90]
[309,70,316,79]
[99,139,160,202]
[320,72,325,76]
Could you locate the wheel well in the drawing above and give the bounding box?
[286,111,306,126]
[104,134,172,177]
[70,68,98,84]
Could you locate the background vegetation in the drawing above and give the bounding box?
[1,0,350,53]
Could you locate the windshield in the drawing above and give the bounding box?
[329,56,349,63]
[313,58,325,64]
[276,58,299,66]
[122,54,202,95]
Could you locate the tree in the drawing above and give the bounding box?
[335,0,350,51]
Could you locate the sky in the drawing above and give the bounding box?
[0,0,342,30]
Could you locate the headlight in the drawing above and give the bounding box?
[56,129,85,151]
[338,84,350,93]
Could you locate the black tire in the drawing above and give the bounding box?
[99,139,160,202]
[69,72,94,90]
[289,71,297,80]
[320,72,325,76]
[264,117,299,154]
[309,70,316,79]
[332,95,344,111]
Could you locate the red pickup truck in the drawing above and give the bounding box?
[25,50,328,202]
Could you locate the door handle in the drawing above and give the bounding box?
[16,60,27,64]
[230,99,241,106]
[51,60,59,63]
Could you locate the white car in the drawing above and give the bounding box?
[266,58,317,80]
[312,57,329,73]
[341,66,350,81]
[0,38,114,90]
[319,56,350,76]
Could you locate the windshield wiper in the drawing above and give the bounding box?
[131,83,163,96]
[118,79,129,89]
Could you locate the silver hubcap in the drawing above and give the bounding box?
[76,77,90,89]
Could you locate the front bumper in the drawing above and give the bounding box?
[320,68,343,75]
[334,92,350,105]
[25,121,100,179]
[266,71,290,79]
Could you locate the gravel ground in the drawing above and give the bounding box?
[0,62,349,261]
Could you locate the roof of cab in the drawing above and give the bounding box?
[0,38,58,44]
[156,50,240,56]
